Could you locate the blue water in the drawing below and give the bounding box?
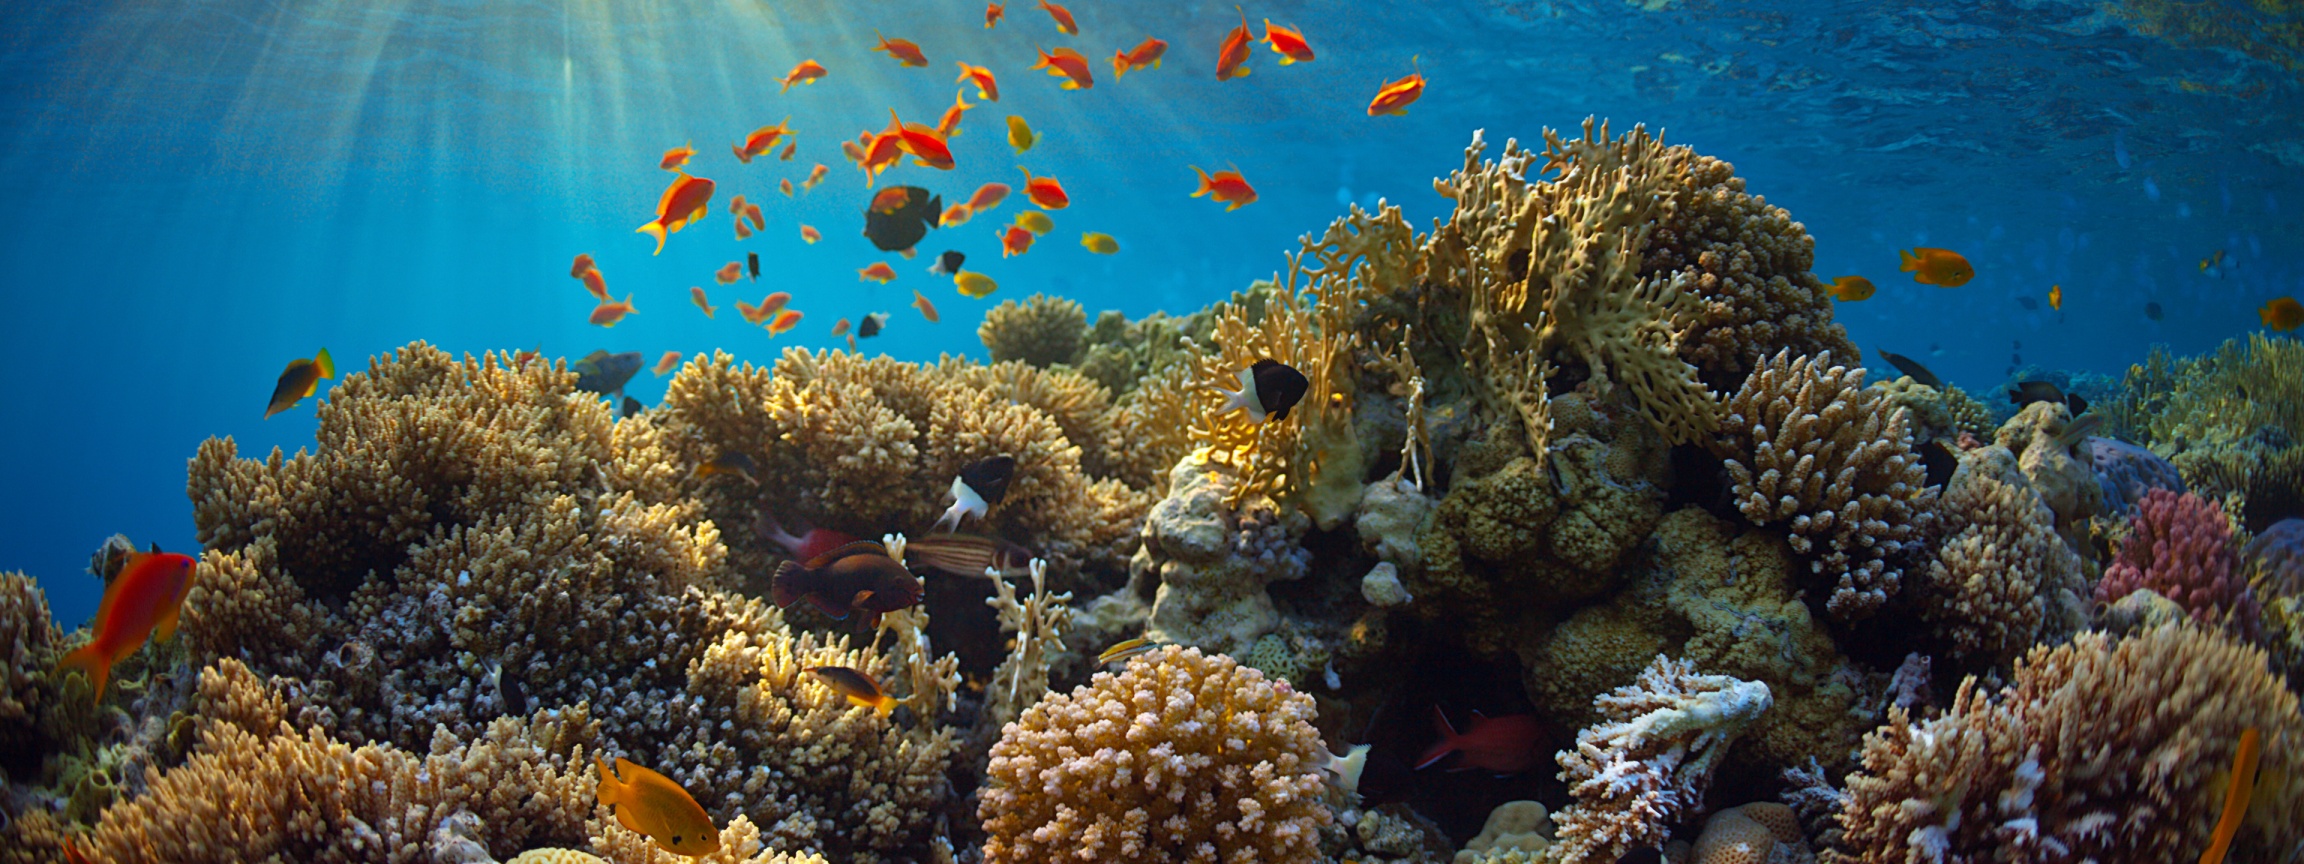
[4,0,2300,627]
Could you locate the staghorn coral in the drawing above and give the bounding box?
[981,558,1070,730]
[1834,623,2304,863]
[1548,655,1772,864]
[978,645,1332,864]
[2096,488,2260,638]
[1916,446,2088,665]
[1133,452,1310,655]
[977,293,1087,368]
[1719,350,1937,620]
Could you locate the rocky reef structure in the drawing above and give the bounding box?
[1913,445,2087,666]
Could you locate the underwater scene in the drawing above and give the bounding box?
[5,0,2304,861]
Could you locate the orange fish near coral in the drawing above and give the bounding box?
[1020,167,1068,209]
[1112,37,1166,78]
[1037,0,1078,34]
[780,59,827,93]
[1190,165,1257,210]
[913,290,941,322]
[956,62,1001,101]
[771,540,923,627]
[968,182,1010,213]
[596,755,721,857]
[767,309,803,336]
[810,666,898,717]
[1215,8,1253,80]
[652,351,683,376]
[999,224,1035,257]
[1414,707,1543,774]
[2263,296,2304,331]
[591,294,638,327]
[1030,45,1094,90]
[1829,275,1874,302]
[735,292,790,326]
[58,549,197,699]
[265,349,336,419]
[2202,726,2263,864]
[937,89,975,138]
[873,30,928,67]
[859,262,898,283]
[985,2,1005,28]
[637,172,715,255]
[831,318,852,337]
[691,286,716,318]
[732,119,793,164]
[1899,247,1974,287]
[801,224,822,244]
[1261,20,1314,64]
[1367,56,1425,116]
[659,141,696,171]
[803,163,829,191]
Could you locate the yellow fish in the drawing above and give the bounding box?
[1097,636,1158,665]
[596,755,721,857]
[1828,275,1873,302]
[2048,284,2063,311]
[1007,115,1035,153]
[1080,232,1119,254]
[1014,210,1054,235]
[265,348,337,419]
[1897,247,1973,287]
[809,666,898,717]
[955,270,999,298]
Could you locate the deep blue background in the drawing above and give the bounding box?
[4,0,2300,626]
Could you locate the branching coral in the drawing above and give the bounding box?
[1181,282,1352,512]
[1548,655,1772,864]
[1719,350,1937,620]
[1872,377,1991,447]
[1916,447,2087,665]
[2096,488,2260,638]
[977,293,1087,368]
[1834,623,2304,863]
[982,558,1070,729]
[2105,334,2304,532]
[978,645,1332,864]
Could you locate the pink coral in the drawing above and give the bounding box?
[2096,488,2259,637]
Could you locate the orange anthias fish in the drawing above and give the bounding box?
[2201,727,2263,864]
[912,289,941,322]
[780,178,796,197]
[652,351,683,376]
[731,119,793,164]
[1019,167,1068,209]
[1037,0,1078,35]
[1261,20,1314,64]
[1112,37,1166,78]
[1191,165,1257,210]
[831,318,852,337]
[956,62,1001,101]
[570,253,596,278]
[873,30,928,67]
[1414,707,1543,774]
[780,59,827,93]
[1899,247,1975,287]
[591,294,638,327]
[1030,46,1095,90]
[735,215,754,239]
[580,268,610,301]
[986,2,1005,28]
[860,262,898,283]
[800,224,822,244]
[941,203,974,226]
[659,141,696,171]
[59,549,197,699]
[596,755,722,856]
[810,666,899,717]
[842,139,867,164]
[888,109,956,170]
[715,261,744,284]
[265,349,337,419]
[779,141,796,161]
[2263,296,2304,331]
[872,187,914,214]
[1216,8,1253,80]
[968,182,1010,213]
[767,309,803,335]
[1000,224,1035,257]
[936,89,975,138]
[860,123,908,186]
[803,163,829,191]
[637,172,715,255]
[1367,56,1425,115]
[691,286,716,318]
[735,292,791,326]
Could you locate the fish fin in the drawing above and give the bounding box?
[874,696,895,718]
[314,348,336,379]
[770,561,807,608]
[58,644,112,700]
[1191,166,1213,197]
[1278,56,1295,65]
[1898,248,1919,272]
[1152,57,1161,68]
[153,598,183,643]
[636,221,667,255]
[1412,707,1459,770]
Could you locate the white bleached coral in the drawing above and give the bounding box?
[1548,655,1772,864]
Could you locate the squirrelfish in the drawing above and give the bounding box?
[1000,224,1036,257]
[732,119,793,164]
[1112,37,1166,78]
[1219,359,1309,423]
[652,351,683,376]
[58,549,197,699]
[590,294,638,327]
[913,289,942,322]
[933,455,1017,532]
[1036,0,1078,34]
[1019,167,1068,209]
[1030,45,1095,90]
[1898,247,1974,287]
[1007,115,1035,153]
[2263,296,2304,331]
[1413,707,1543,773]
[659,141,696,171]
[1367,56,1425,116]
[873,30,928,67]
[596,755,721,857]
[1190,165,1257,210]
[810,666,899,717]
[860,262,898,283]
[771,540,923,626]
[1829,275,1874,302]
[955,270,998,299]
[1216,8,1253,80]
[767,309,803,335]
[1260,20,1314,64]
[266,348,337,419]
[691,286,717,318]
[956,62,1001,101]
[780,59,828,93]
[1080,231,1118,254]
[637,173,715,255]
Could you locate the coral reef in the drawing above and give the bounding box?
[2085,435,2186,515]
[977,293,1087,368]
[2096,488,2260,637]
[2105,333,2304,533]
[1871,377,1990,448]
[1690,803,1809,864]
[1914,446,2088,665]
[1549,655,1771,864]
[1991,400,2106,545]
[978,645,1331,864]
[1454,801,1553,864]
[1133,453,1311,655]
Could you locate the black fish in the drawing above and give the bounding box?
[927,250,965,276]
[747,252,760,281]
[1222,359,1311,423]
[862,186,941,253]
[1873,349,1943,390]
[2010,380,2088,416]
[1919,440,1957,488]
[487,661,529,717]
[621,396,643,418]
[2017,296,2039,310]
[857,312,888,338]
[572,350,644,398]
[2145,301,2164,321]
[933,455,1018,532]
[771,541,923,626]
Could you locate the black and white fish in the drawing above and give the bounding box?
[932,455,1016,533]
[926,250,966,276]
[857,312,889,338]
[1220,359,1310,423]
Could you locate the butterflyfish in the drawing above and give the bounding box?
[595,755,721,856]
[265,348,337,419]
[57,548,197,699]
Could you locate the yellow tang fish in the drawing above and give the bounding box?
[1828,275,1873,302]
[1080,232,1119,254]
[596,755,720,857]
[1897,247,1973,287]
[1007,115,1034,153]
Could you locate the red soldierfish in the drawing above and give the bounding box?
[59,550,197,698]
[1414,707,1543,773]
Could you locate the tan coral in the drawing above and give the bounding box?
[1690,803,1809,864]
[977,293,1088,368]
[1916,446,2088,665]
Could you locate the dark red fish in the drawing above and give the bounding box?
[1414,707,1543,773]
[904,532,1034,578]
[771,541,922,626]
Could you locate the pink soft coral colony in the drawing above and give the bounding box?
[2097,488,2262,637]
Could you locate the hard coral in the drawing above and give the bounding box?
[978,645,1332,864]
[1548,655,1772,864]
[977,293,1087,368]
[1916,446,2088,665]
[1134,452,1310,655]
[2096,488,2260,638]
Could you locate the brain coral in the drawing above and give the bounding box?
[978,645,1332,864]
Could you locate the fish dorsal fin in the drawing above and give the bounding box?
[804,540,890,570]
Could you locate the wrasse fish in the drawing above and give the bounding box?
[1829,275,1874,302]
[933,455,1017,532]
[1898,247,1974,287]
[1219,359,1309,423]
[732,119,793,164]
[1020,167,1068,208]
[2262,296,2303,332]
[873,30,928,67]
[801,224,822,244]
[985,2,1005,28]
[955,270,998,298]
[2048,283,2063,311]
[968,182,1010,213]
[693,450,759,485]
[1112,37,1166,78]
[690,287,716,318]
[803,163,829,191]
[860,262,898,283]
[956,62,1000,101]
[715,261,744,284]
[266,348,337,419]
[1367,56,1424,115]
[596,755,721,856]
[904,532,1033,578]
[2199,726,2261,864]
[1190,165,1257,210]
[913,289,941,322]
[936,89,974,138]
[570,253,596,279]
[1080,231,1118,254]
[659,141,696,171]
[767,309,803,336]
[1029,45,1094,90]
[1414,707,1543,773]
[1000,224,1035,257]
[1097,636,1160,666]
[780,59,827,93]
[810,666,898,717]
[771,540,923,626]
[1012,209,1053,236]
[1216,7,1253,80]
[1260,20,1314,64]
[590,294,638,327]
[1007,115,1035,153]
[940,203,974,227]
[58,549,197,698]
[1036,0,1078,35]
[637,172,715,255]
[652,351,683,376]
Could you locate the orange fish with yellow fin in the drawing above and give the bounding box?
[58,548,197,699]
[637,173,715,254]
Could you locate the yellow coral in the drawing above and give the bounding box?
[977,293,1087,368]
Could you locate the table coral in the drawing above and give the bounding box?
[977,293,1087,368]
[978,645,1332,864]
[1548,655,1772,864]
[1916,446,2088,665]
[1834,623,2304,863]
[2096,488,2260,638]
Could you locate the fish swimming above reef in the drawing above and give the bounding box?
[1112,37,1166,78]
[748,252,760,281]
[659,141,695,172]
[863,185,941,252]
[733,119,793,165]
[57,548,196,699]
[692,451,758,486]
[573,350,644,399]
[1218,359,1310,423]
[1080,231,1119,254]
[2009,380,2088,415]
[913,290,941,322]
[933,455,1017,532]
[1036,0,1078,34]
[860,262,899,283]
[265,348,336,419]
[780,59,827,93]
[927,250,966,276]
[1000,224,1036,257]
[957,62,1000,101]
[2145,301,2164,321]
[621,396,643,418]
[873,30,929,67]
[1007,115,1035,153]
[955,270,999,298]
[904,532,1033,578]
[1097,636,1161,666]
[1871,349,1942,389]
[1019,168,1067,209]
[636,172,714,255]
[1414,707,1543,773]
[1828,275,1874,302]
[858,312,889,338]
[1014,210,1054,235]
[771,540,923,626]
[590,294,638,327]
[1897,247,1974,287]
[1029,45,1094,90]
[595,755,721,856]
[1190,165,1257,211]
[810,665,899,716]
[2261,296,2303,332]
[1366,56,1425,115]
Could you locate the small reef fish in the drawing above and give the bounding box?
[1006,117,1036,156]
[2262,296,2303,331]
[573,350,644,397]
[968,182,1010,213]
[1367,56,1425,115]
[872,186,914,215]
[940,203,974,227]
[1871,349,1943,389]
[735,300,769,326]
[858,312,889,338]
[1828,275,1874,302]
[748,252,760,280]
[842,139,867,164]
[1014,210,1054,235]
[591,295,638,327]
[715,261,744,284]
[514,345,542,368]
[1190,165,1258,210]
[266,348,337,419]
[873,30,929,67]
[729,193,749,218]
[659,142,695,171]
[1037,0,1078,34]
[771,540,924,626]
[860,262,899,283]
[985,2,1005,28]
[1917,440,1957,488]
[1000,224,1036,257]
[936,89,974,138]
[780,59,828,93]
[1220,359,1310,423]
[1080,231,1118,254]
[596,755,721,857]
[2009,380,2088,416]
[956,62,1001,101]
[1414,707,1543,773]
[757,510,861,563]
[955,270,998,299]
[732,119,794,164]
[810,666,898,716]
[1216,8,1253,80]
[637,173,715,255]
[832,318,852,337]
[1898,247,1974,287]
[781,178,796,197]
[934,455,1017,532]
[1030,45,1095,90]
[693,450,759,485]
[1260,20,1314,64]
[804,163,829,191]
[779,141,797,161]
[2145,301,2164,321]
[904,532,1033,578]
[801,224,821,244]
[1097,636,1160,666]
[571,253,597,278]
[2048,283,2063,311]
[767,309,803,336]
[580,268,610,301]
[2202,727,2263,864]
[928,250,966,276]
[2201,248,2226,274]
[58,549,197,699]
[652,351,682,376]
[734,214,754,239]
[861,123,907,186]
[622,396,643,418]
[1112,37,1166,78]
[913,289,941,322]
[1020,167,1068,209]
[862,185,942,252]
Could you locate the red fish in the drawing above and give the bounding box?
[735,291,790,326]
[779,141,796,161]
[968,182,1010,212]
[913,289,940,323]
[1367,56,1425,116]
[691,286,716,318]
[781,59,827,93]
[590,294,638,327]
[1019,167,1068,209]
[744,202,765,230]
[860,122,907,186]
[1216,7,1253,80]
[1414,707,1543,773]
[859,262,898,283]
[940,203,974,227]
[1030,45,1094,90]
[842,139,867,164]
[570,253,596,278]
[767,308,803,335]
[58,549,197,698]
[1112,37,1166,79]
[757,510,862,562]
[985,2,1005,28]
[771,541,924,627]
[1191,165,1257,210]
[732,119,793,164]
[579,267,610,302]
[956,62,1000,101]
[832,317,852,337]
[637,173,715,254]
[1261,20,1314,64]
[888,109,955,170]
[999,224,1035,257]
[1037,0,1078,34]
[800,224,821,244]
[936,89,975,138]
[780,178,796,197]
[652,351,683,376]
[715,261,744,284]
[873,30,928,67]
[659,141,696,171]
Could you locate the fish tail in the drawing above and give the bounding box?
[636,221,667,255]
[1112,54,1127,78]
[314,347,336,379]
[1191,166,1214,197]
[58,643,112,700]
[874,696,895,718]
[1898,248,1919,272]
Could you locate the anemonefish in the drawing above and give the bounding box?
[887,109,956,170]
[1191,165,1258,210]
[933,455,1017,532]
[1037,0,1078,34]
[1898,247,1974,287]
[659,141,696,171]
[999,224,1036,257]
[1014,210,1054,235]
[1414,707,1543,773]
[580,268,610,301]
[936,89,974,138]
[1081,231,1119,254]
[690,287,716,318]
[912,289,942,322]
[1216,8,1253,80]
[590,294,638,327]
[1019,167,1068,209]
[265,349,337,419]
[873,30,928,67]
[1829,275,1874,302]
[1112,37,1166,78]
[652,351,683,376]
[637,173,715,255]
[1029,46,1095,90]
[1219,359,1309,423]
[596,755,722,857]
[771,540,923,626]
[968,182,1010,213]
[732,119,793,164]
[985,2,1005,28]
[715,261,744,284]
[803,163,829,191]
[767,309,803,336]
[956,62,1001,101]
[1367,56,1425,116]
[58,549,197,698]
[780,59,827,93]
[693,450,759,485]
[810,666,899,716]
[2263,296,2304,331]
[954,271,998,299]
[801,224,822,244]
[1260,20,1314,64]
[2048,283,2064,311]
[940,203,974,226]
[859,262,898,283]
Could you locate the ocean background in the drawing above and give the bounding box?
[2,0,2298,627]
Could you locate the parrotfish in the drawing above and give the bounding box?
[595,755,722,856]
[933,455,1017,532]
[771,541,924,626]
[58,549,197,699]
